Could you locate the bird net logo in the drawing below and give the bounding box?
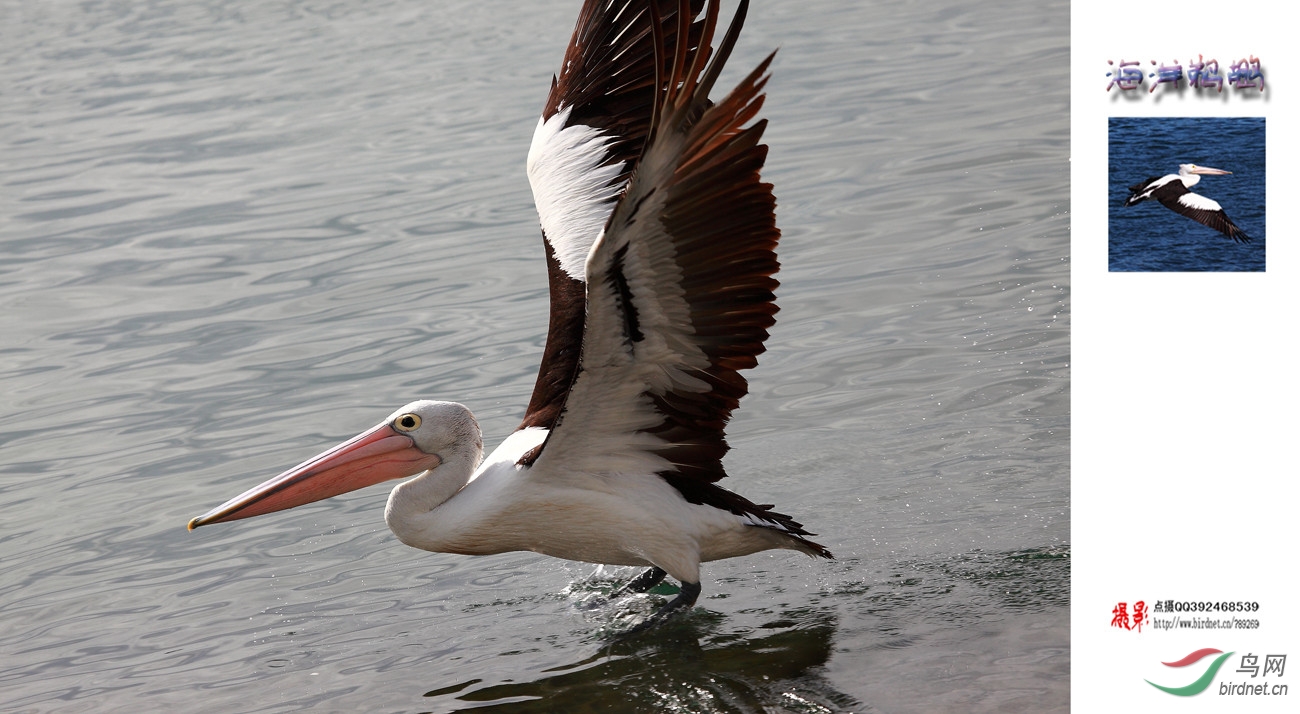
[1146,649,1289,698]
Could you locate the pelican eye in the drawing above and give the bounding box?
[394,413,421,432]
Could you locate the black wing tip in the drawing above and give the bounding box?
[755,518,834,559]
[660,474,830,557]
[807,541,835,560]
[1206,213,1251,243]
[1222,214,1252,243]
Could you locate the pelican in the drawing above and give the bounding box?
[188,0,831,629]
[1123,163,1251,242]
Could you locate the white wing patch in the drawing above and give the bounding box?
[527,106,626,281]
[473,427,549,481]
[1179,192,1222,211]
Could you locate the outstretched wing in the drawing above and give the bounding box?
[1156,189,1251,243]
[521,0,707,430]
[529,0,822,543]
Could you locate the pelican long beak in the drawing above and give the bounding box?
[187,422,441,530]
[1190,165,1231,176]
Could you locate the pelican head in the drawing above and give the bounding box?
[1179,163,1232,177]
[186,401,477,530]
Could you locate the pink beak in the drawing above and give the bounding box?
[188,422,441,530]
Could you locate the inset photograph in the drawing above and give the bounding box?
[1109,117,1265,271]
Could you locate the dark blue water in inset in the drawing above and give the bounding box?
[1108,116,1266,272]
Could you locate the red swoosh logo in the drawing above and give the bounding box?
[1162,648,1223,667]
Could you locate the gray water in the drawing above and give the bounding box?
[1,1,1070,711]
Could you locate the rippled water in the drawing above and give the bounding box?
[1,0,1069,711]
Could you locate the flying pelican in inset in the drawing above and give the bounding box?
[1123,163,1251,242]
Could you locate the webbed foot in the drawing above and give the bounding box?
[618,580,700,637]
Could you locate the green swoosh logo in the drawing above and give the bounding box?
[1146,651,1234,696]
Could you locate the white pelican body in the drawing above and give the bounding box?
[190,0,831,625]
[383,419,808,584]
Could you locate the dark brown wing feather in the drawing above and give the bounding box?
[542,0,707,173]
[520,0,708,432]
[531,0,829,554]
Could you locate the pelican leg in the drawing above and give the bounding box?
[621,580,701,636]
[655,580,700,615]
[619,566,668,595]
[580,566,670,611]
